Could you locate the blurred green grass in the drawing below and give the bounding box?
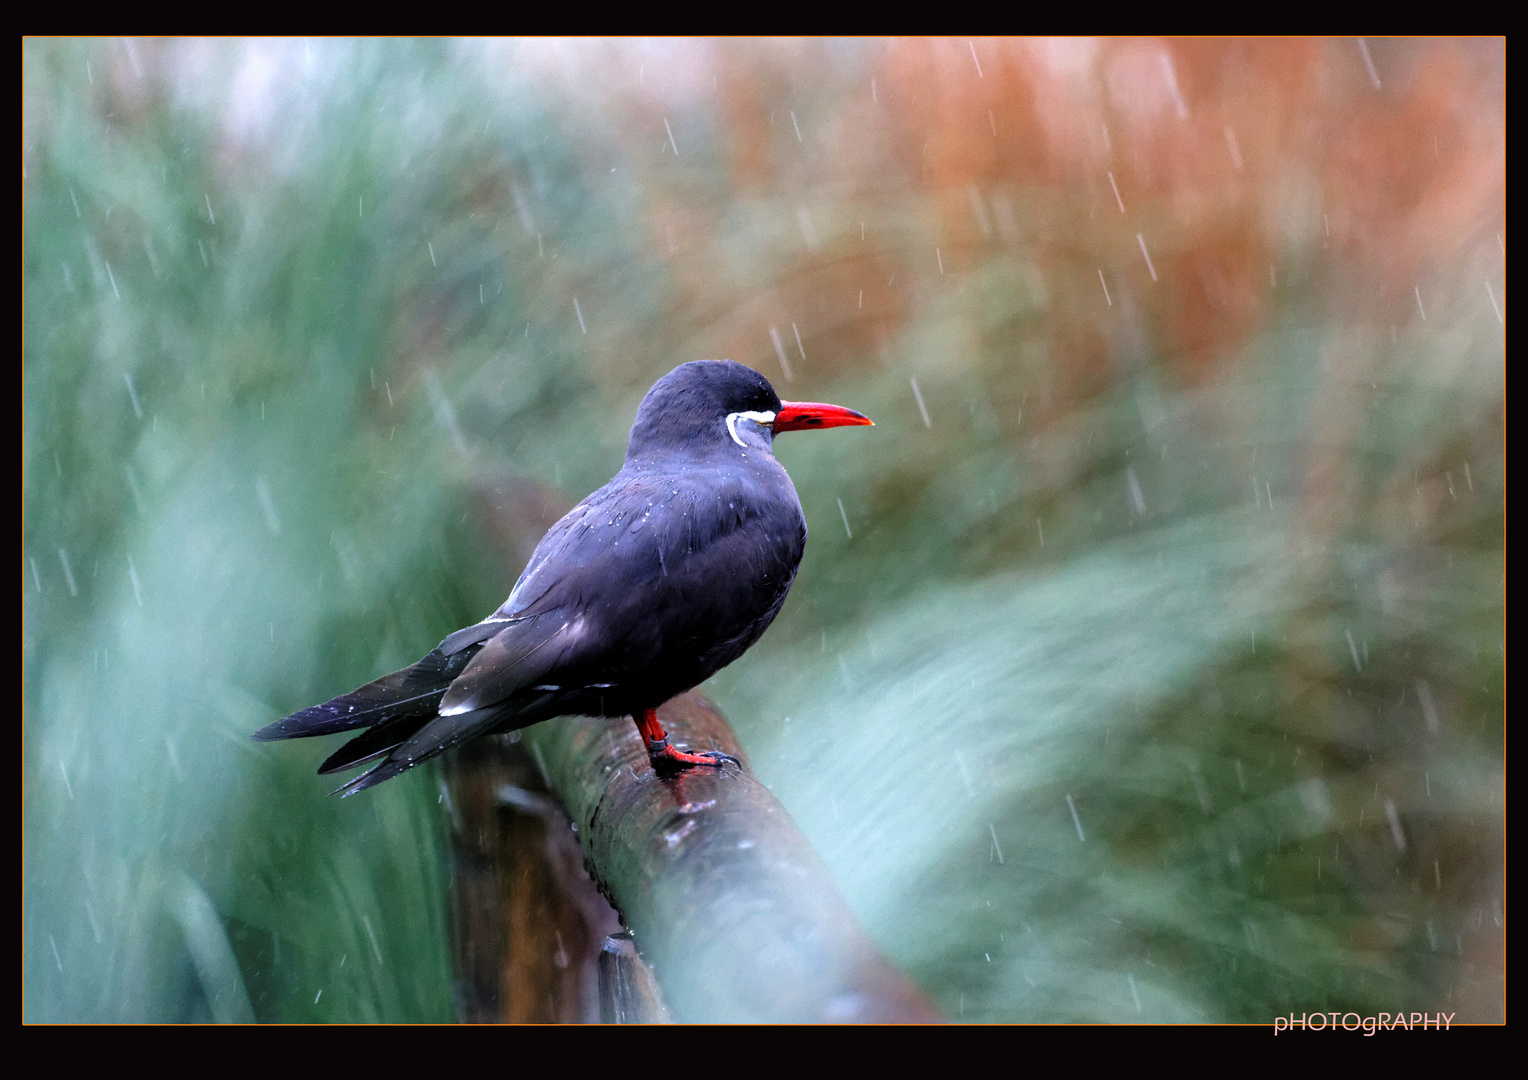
[25,38,1501,1022]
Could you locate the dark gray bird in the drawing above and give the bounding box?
[253,360,872,793]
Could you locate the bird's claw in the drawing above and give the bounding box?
[649,743,740,772]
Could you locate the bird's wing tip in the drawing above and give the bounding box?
[330,770,377,798]
[329,757,405,797]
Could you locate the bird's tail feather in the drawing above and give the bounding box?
[316,714,435,774]
[252,636,551,796]
[331,701,532,797]
[252,644,484,742]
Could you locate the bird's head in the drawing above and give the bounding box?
[626,360,872,462]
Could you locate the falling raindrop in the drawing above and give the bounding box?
[1136,234,1158,282]
[256,479,283,536]
[1357,38,1382,89]
[1223,125,1243,169]
[1484,281,1502,324]
[768,326,794,381]
[1126,465,1146,515]
[1189,763,1210,813]
[362,916,384,964]
[1415,680,1441,734]
[123,373,143,419]
[57,548,78,597]
[141,235,161,279]
[795,207,818,252]
[954,751,975,797]
[1066,794,1086,842]
[1384,800,1406,851]
[1159,53,1188,118]
[909,378,931,427]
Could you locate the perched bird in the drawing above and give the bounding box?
[254,360,872,794]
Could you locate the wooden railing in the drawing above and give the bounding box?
[445,691,939,1023]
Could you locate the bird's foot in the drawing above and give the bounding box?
[647,740,740,772]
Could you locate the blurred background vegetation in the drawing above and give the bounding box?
[24,38,1502,1022]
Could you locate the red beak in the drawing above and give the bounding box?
[772,401,874,433]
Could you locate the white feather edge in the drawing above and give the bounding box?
[726,409,777,447]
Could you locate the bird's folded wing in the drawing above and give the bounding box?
[485,501,596,621]
[432,473,803,718]
[482,475,699,626]
[437,617,520,656]
[438,613,588,716]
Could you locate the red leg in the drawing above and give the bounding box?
[633,707,739,770]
